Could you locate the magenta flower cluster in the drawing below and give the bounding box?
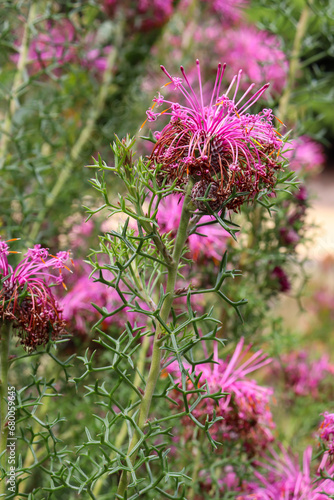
[0,238,70,350]
[148,61,284,212]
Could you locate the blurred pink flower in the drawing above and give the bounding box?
[313,289,334,319]
[272,351,334,397]
[82,45,112,73]
[104,0,173,31]
[284,136,326,173]
[239,445,334,499]
[12,19,112,75]
[12,19,77,73]
[270,266,291,293]
[167,338,275,453]
[203,0,248,23]
[157,195,230,262]
[216,25,288,94]
[68,219,94,249]
[59,261,148,336]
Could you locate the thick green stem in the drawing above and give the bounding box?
[0,324,10,496]
[278,2,311,123]
[116,178,195,498]
[27,19,124,244]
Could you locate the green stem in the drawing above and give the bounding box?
[0,3,37,170]
[116,178,195,498]
[27,19,124,244]
[189,442,201,500]
[278,2,311,123]
[0,323,10,496]
[92,333,151,497]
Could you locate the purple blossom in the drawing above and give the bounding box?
[284,136,326,173]
[0,238,70,350]
[148,61,284,212]
[67,219,94,249]
[295,184,308,202]
[279,227,301,247]
[167,338,275,453]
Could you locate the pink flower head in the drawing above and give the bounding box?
[148,61,284,212]
[82,44,112,73]
[167,338,275,453]
[283,135,326,174]
[0,238,70,350]
[13,19,112,77]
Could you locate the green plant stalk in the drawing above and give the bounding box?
[18,360,62,494]
[0,323,10,496]
[278,2,311,123]
[189,437,201,500]
[116,178,195,498]
[92,333,151,497]
[0,3,37,169]
[28,19,124,244]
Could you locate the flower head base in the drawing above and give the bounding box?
[0,239,70,350]
[148,61,284,212]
